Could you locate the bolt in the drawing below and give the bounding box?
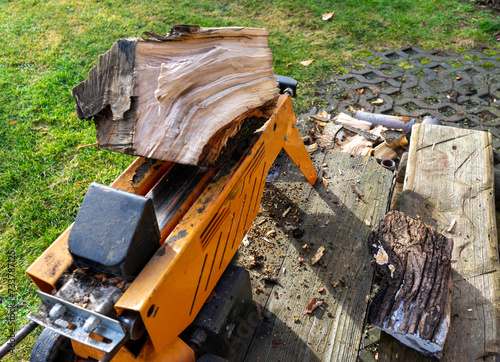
[49,303,66,320]
[83,316,101,334]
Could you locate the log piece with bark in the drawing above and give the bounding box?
[72,25,279,166]
[368,210,453,358]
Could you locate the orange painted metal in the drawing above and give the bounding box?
[71,337,195,361]
[26,157,173,293]
[27,94,317,359]
[114,94,317,353]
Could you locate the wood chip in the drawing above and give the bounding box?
[317,110,329,118]
[307,143,318,153]
[303,298,324,315]
[282,206,291,217]
[262,276,283,287]
[351,184,367,203]
[446,218,456,233]
[311,246,325,265]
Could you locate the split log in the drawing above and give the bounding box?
[373,142,397,160]
[368,210,453,358]
[339,124,386,155]
[72,25,279,166]
[315,122,343,149]
[334,112,372,131]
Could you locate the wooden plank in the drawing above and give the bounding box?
[379,124,500,361]
[72,25,279,166]
[236,151,393,361]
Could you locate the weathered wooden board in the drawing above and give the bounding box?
[379,124,500,361]
[72,25,279,167]
[236,150,393,361]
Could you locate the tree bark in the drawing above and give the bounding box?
[368,210,453,358]
[72,25,279,166]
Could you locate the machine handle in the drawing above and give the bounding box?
[275,75,298,97]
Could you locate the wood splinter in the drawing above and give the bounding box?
[367,210,453,358]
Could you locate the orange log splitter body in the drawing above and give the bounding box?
[27,94,317,360]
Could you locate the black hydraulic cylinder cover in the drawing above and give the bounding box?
[68,183,160,279]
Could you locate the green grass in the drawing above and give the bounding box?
[0,0,498,359]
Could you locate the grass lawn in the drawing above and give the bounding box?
[0,0,498,359]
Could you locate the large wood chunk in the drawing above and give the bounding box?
[368,210,453,358]
[378,124,500,361]
[72,25,279,166]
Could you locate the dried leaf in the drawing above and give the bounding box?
[318,287,325,292]
[322,178,329,187]
[322,11,334,21]
[286,63,293,68]
[300,59,315,66]
[317,110,329,118]
[311,246,325,265]
[456,75,462,80]
[10,121,18,125]
[357,88,365,94]
[293,316,300,323]
[303,298,324,315]
[371,98,384,105]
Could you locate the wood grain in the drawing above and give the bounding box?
[72,26,279,166]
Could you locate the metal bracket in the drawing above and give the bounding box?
[275,75,298,97]
[28,291,127,353]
